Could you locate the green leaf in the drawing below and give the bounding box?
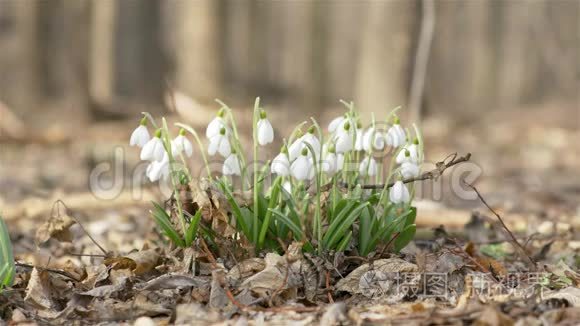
[336,231,353,252]
[358,206,372,256]
[393,224,416,252]
[258,177,281,249]
[0,215,14,289]
[216,180,250,238]
[269,208,304,241]
[184,210,202,247]
[151,202,185,247]
[323,200,356,245]
[325,202,369,250]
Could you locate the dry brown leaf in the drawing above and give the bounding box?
[35,211,76,245]
[138,273,209,291]
[103,256,137,271]
[227,258,266,283]
[125,249,160,275]
[24,268,56,310]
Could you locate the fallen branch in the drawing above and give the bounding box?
[462,181,537,271]
[15,262,81,282]
[339,152,471,190]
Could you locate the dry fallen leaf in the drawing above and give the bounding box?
[24,268,56,310]
[35,210,76,245]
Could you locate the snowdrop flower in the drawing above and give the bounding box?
[282,181,292,194]
[290,148,312,181]
[359,156,378,177]
[400,162,420,179]
[354,121,364,151]
[222,151,242,176]
[322,145,338,175]
[271,146,290,176]
[301,126,321,158]
[363,127,386,153]
[171,129,193,157]
[257,110,274,145]
[328,114,346,133]
[385,117,406,148]
[334,122,353,153]
[288,130,304,162]
[389,180,410,204]
[208,127,231,157]
[396,140,421,164]
[336,154,345,171]
[130,117,150,147]
[146,152,170,182]
[206,108,227,138]
[141,129,165,162]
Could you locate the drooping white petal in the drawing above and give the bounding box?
[282,181,292,194]
[206,117,225,138]
[172,135,193,157]
[363,128,386,152]
[354,129,364,151]
[288,138,304,162]
[389,181,410,204]
[334,131,353,153]
[328,116,345,133]
[130,125,150,147]
[146,153,169,182]
[223,154,242,176]
[400,162,420,179]
[322,152,338,175]
[359,156,378,177]
[290,155,311,181]
[301,133,321,158]
[271,152,290,176]
[208,134,231,157]
[140,137,165,162]
[386,124,406,148]
[257,119,274,145]
[395,144,419,164]
[336,154,345,170]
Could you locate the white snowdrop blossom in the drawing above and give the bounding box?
[322,147,338,175]
[354,128,364,151]
[396,143,420,164]
[140,130,165,162]
[257,110,274,145]
[290,149,312,181]
[271,148,290,176]
[334,122,353,153]
[208,127,231,157]
[389,180,410,204]
[363,127,386,153]
[385,118,406,148]
[130,117,150,147]
[336,154,345,171]
[288,135,304,162]
[171,129,193,157]
[282,181,292,194]
[146,153,170,182]
[328,115,346,134]
[301,128,321,158]
[400,162,420,179]
[359,156,378,177]
[206,109,227,138]
[223,152,242,176]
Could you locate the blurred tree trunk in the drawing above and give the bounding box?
[89,0,116,111]
[354,0,417,120]
[0,2,40,119]
[425,1,498,117]
[162,0,223,104]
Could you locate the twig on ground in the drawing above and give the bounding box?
[15,262,81,282]
[462,181,537,271]
[337,152,471,190]
[53,200,109,256]
[325,270,334,303]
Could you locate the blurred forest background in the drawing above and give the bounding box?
[0,0,578,129]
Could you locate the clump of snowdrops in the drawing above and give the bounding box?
[130,98,423,256]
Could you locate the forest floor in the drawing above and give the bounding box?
[0,102,579,325]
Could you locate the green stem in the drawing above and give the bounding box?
[162,118,187,237]
[252,97,260,244]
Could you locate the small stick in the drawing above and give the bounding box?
[462,181,537,271]
[15,262,81,282]
[53,200,109,256]
[325,270,334,303]
[337,153,471,190]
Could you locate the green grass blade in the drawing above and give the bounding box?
[258,177,281,249]
[393,224,416,252]
[0,215,14,289]
[184,210,202,247]
[322,201,356,244]
[325,202,369,249]
[151,202,185,247]
[216,179,251,238]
